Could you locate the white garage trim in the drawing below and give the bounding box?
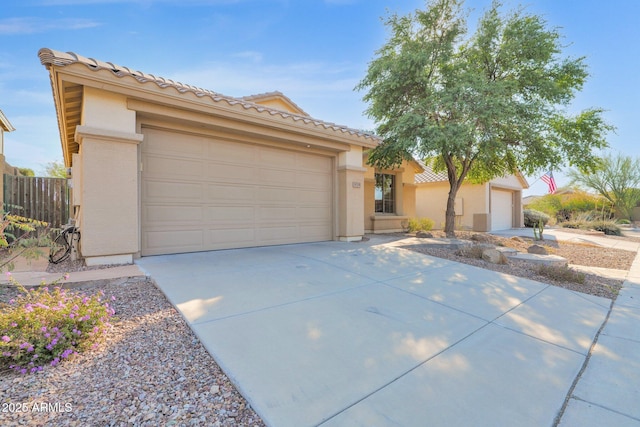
[491,188,514,231]
[141,127,334,256]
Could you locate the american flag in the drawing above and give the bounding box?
[541,171,557,194]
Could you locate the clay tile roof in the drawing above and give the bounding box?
[38,48,378,143]
[414,158,448,183]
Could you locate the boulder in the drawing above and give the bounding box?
[510,236,525,243]
[482,248,507,264]
[527,244,548,255]
[470,233,491,243]
[416,231,434,238]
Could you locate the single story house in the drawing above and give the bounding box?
[415,160,528,231]
[39,48,420,265]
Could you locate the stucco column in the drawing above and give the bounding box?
[74,126,143,265]
[337,148,365,241]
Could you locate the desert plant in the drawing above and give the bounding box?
[407,217,435,233]
[617,218,631,225]
[533,218,545,240]
[0,277,115,374]
[523,209,550,228]
[590,220,622,236]
[536,265,586,284]
[0,212,51,272]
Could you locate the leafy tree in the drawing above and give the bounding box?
[42,160,67,179]
[357,0,612,236]
[567,153,640,220]
[17,168,34,177]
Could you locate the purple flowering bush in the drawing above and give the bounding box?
[0,276,115,374]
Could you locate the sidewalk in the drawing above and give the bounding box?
[492,228,640,425]
[0,251,146,287]
[558,249,640,426]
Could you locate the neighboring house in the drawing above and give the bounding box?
[39,48,383,265]
[415,160,529,231]
[363,153,423,233]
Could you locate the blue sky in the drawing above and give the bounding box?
[1,0,638,196]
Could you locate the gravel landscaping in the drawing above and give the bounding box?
[0,278,265,427]
[0,229,636,426]
[402,230,636,300]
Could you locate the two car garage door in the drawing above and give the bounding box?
[141,128,334,256]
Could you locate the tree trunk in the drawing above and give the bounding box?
[444,183,459,237]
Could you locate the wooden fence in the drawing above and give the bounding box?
[3,175,69,229]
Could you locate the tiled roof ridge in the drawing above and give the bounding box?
[38,48,378,141]
[414,158,448,183]
[241,91,310,117]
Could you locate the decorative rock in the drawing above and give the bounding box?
[506,253,567,267]
[482,249,507,264]
[527,244,548,255]
[416,231,434,238]
[471,233,491,243]
[510,236,525,243]
[494,246,518,256]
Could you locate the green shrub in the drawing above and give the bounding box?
[0,277,115,374]
[617,218,631,225]
[591,221,622,236]
[536,265,586,284]
[407,217,434,232]
[523,209,550,228]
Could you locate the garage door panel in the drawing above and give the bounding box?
[208,140,256,164]
[142,128,334,255]
[298,206,332,220]
[298,153,332,172]
[258,206,297,220]
[206,162,256,183]
[257,226,299,242]
[144,180,203,201]
[144,129,205,156]
[258,148,297,167]
[146,155,204,180]
[145,205,203,223]
[256,187,298,202]
[145,229,204,254]
[298,189,331,204]
[296,172,332,190]
[207,184,255,202]
[208,228,256,246]
[257,167,296,185]
[205,206,255,221]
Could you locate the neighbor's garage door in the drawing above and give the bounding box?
[491,189,513,231]
[141,127,333,256]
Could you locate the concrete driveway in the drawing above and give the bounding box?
[136,236,611,427]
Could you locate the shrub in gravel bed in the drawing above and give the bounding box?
[536,264,586,284]
[0,275,115,374]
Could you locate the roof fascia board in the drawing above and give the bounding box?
[134,102,351,153]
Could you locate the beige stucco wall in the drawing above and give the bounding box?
[337,147,366,241]
[363,156,420,233]
[416,181,489,230]
[76,88,143,265]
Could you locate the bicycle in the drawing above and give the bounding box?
[49,224,80,264]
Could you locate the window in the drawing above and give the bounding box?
[375,173,395,214]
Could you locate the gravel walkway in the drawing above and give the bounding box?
[0,278,265,427]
